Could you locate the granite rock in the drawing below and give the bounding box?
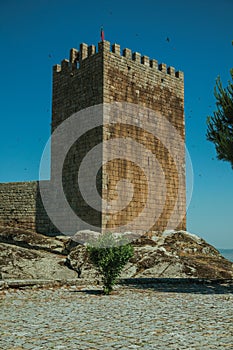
[0,227,232,281]
[0,242,77,280]
[67,230,233,280]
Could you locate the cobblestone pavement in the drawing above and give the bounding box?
[0,283,232,350]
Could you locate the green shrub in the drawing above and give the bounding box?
[87,232,134,295]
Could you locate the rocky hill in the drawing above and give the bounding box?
[0,226,232,281]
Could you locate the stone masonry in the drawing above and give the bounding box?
[0,40,186,235]
[0,181,55,233]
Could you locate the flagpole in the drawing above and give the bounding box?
[100,26,105,41]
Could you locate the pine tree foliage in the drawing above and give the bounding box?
[206,68,233,168]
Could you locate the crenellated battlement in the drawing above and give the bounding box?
[53,40,184,80]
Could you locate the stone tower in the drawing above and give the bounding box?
[50,40,186,235]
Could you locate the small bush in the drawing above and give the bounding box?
[87,232,134,295]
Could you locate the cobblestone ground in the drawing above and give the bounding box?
[0,283,232,350]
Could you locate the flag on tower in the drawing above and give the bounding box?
[101,27,104,41]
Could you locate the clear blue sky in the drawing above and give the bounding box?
[0,0,232,248]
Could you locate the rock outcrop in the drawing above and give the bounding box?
[0,226,232,281]
[68,230,233,280]
[0,227,78,280]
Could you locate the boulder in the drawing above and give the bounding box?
[0,226,77,255]
[71,230,101,245]
[67,230,233,280]
[0,242,77,280]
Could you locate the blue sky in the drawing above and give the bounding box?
[0,0,232,248]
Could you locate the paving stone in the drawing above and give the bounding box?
[0,283,232,349]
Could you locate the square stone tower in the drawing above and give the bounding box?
[50,40,185,235]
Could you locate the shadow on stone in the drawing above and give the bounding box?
[70,289,103,295]
[120,278,233,295]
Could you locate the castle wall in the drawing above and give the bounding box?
[52,44,103,131]
[101,41,186,233]
[51,44,104,231]
[0,181,57,234]
[0,181,37,230]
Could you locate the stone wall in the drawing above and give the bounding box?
[51,40,186,234]
[101,41,185,233]
[0,181,57,234]
[51,44,104,230]
[0,182,37,230]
